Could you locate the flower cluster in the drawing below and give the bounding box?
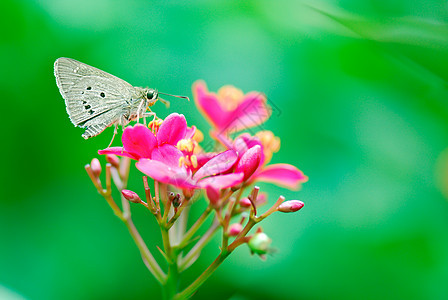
[85,80,308,299]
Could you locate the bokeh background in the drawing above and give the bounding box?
[2,0,448,299]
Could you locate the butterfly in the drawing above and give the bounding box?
[54,57,188,141]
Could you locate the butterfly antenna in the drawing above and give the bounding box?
[158,92,190,102]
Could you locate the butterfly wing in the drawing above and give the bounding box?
[54,57,137,138]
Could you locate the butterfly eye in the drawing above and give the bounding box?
[146,90,155,99]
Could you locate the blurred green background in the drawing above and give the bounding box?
[2,0,448,299]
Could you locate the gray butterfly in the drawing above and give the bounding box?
[54,57,187,140]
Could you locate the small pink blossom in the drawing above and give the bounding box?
[192,80,271,134]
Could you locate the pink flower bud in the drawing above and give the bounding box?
[256,193,267,207]
[106,154,120,168]
[235,145,262,182]
[90,158,102,177]
[277,200,304,213]
[206,186,220,207]
[248,232,272,255]
[228,223,243,236]
[239,197,251,208]
[122,189,141,203]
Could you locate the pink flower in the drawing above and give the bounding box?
[136,149,244,190]
[192,80,271,134]
[98,113,186,167]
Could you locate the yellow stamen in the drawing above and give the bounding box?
[148,118,163,132]
[177,139,195,153]
[190,155,198,169]
[178,156,185,168]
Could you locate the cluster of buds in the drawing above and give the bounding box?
[84,81,308,299]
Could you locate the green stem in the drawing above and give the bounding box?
[125,218,166,283]
[87,157,166,283]
[177,206,212,249]
[175,251,230,300]
[163,257,179,300]
[179,219,220,271]
[160,224,179,299]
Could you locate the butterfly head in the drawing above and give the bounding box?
[144,88,159,107]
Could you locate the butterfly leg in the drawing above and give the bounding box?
[142,111,156,130]
[107,123,118,148]
[136,99,146,124]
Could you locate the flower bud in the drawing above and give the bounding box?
[168,192,181,208]
[248,232,272,255]
[256,193,267,207]
[182,188,195,200]
[228,223,243,236]
[277,200,304,213]
[122,189,142,203]
[90,158,102,177]
[206,186,220,207]
[239,197,251,208]
[106,154,120,169]
[235,145,262,182]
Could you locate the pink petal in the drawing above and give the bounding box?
[136,159,196,189]
[254,163,308,190]
[193,150,238,181]
[199,173,244,189]
[227,92,271,132]
[122,124,157,159]
[193,80,230,130]
[195,152,217,170]
[235,145,262,181]
[157,113,187,146]
[98,147,139,160]
[151,144,183,168]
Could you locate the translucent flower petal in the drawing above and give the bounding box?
[193,150,238,181]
